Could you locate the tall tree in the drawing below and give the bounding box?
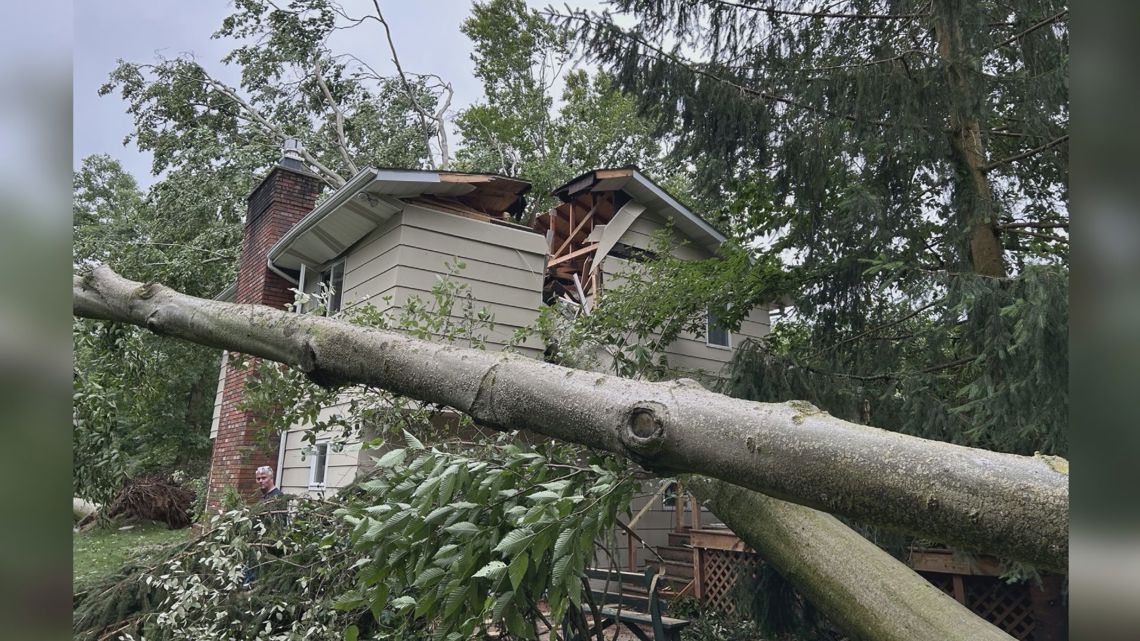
[560,0,1069,456]
[76,0,448,502]
[456,0,670,216]
[73,155,231,504]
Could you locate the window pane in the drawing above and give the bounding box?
[312,443,328,485]
[328,262,343,314]
[707,311,730,347]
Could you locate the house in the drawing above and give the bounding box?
[202,146,1064,638]
[204,144,771,577]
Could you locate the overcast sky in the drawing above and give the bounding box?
[73,0,586,186]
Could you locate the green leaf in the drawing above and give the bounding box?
[508,552,528,591]
[332,591,365,611]
[553,552,574,586]
[438,464,460,504]
[492,590,515,621]
[492,527,534,555]
[424,504,453,524]
[403,429,424,449]
[473,560,507,580]
[526,490,561,502]
[554,527,576,558]
[443,581,469,618]
[433,543,460,559]
[444,521,480,536]
[344,624,359,641]
[505,605,527,638]
[540,479,571,493]
[374,448,406,469]
[414,567,445,587]
[390,595,416,610]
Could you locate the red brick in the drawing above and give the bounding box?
[205,163,322,512]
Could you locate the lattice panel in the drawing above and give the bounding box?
[967,577,1036,641]
[698,549,761,615]
[922,572,955,596]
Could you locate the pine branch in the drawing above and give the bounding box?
[1003,228,1069,244]
[996,221,1069,230]
[988,9,1068,52]
[982,134,1068,172]
[795,48,934,73]
[806,355,974,382]
[696,0,929,20]
[806,298,943,359]
[556,11,898,130]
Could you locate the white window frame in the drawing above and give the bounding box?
[320,260,345,315]
[307,440,331,490]
[297,259,346,316]
[705,307,732,350]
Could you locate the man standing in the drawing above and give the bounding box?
[255,465,283,501]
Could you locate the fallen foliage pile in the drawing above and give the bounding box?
[79,475,195,529]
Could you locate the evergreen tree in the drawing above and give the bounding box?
[561,0,1069,455]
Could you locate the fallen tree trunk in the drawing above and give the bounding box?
[72,266,1068,572]
[688,476,1017,641]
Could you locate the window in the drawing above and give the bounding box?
[706,309,731,348]
[319,261,344,315]
[299,260,345,315]
[308,441,330,489]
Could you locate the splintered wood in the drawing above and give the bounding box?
[533,185,630,306]
[410,172,533,224]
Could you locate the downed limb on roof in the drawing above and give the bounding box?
[73,265,1068,572]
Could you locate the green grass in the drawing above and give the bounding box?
[73,521,193,588]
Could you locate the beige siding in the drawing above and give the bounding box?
[278,398,364,497]
[276,204,549,496]
[601,255,772,380]
[209,351,228,440]
[616,212,712,261]
[335,205,546,356]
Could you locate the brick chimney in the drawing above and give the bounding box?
[205,141,323,511]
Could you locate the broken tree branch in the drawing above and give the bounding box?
[311,56,359,176]
[688,476,1018,641]
[72,265,1068,572]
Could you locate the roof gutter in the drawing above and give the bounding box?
[266,167,379,267]
[267,257,299,287]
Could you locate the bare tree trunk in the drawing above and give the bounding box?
[934,0,1006,278]
[688,476,1017,641]
[72,266,1067,572]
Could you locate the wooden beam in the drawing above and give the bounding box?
[548,203,573,253]
[554,197,602,259]
[546,243,598,268]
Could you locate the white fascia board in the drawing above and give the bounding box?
[267,167,380,266]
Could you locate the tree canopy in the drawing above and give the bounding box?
[556,0,1068,456]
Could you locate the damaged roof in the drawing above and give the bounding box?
[551,166,725,252]
[269,167,533,272]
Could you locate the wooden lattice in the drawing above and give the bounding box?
[698,548,761,615]
[919,572,1037,640]
[967,577,1036,640]
[922,572,955,595]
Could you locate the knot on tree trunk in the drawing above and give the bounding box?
[620,401,667,459]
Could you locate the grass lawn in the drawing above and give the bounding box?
[73,521,193,589]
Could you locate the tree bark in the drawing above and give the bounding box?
[72,266,1068,572]
[934,0,1007,278]
[688,476,1017,641]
